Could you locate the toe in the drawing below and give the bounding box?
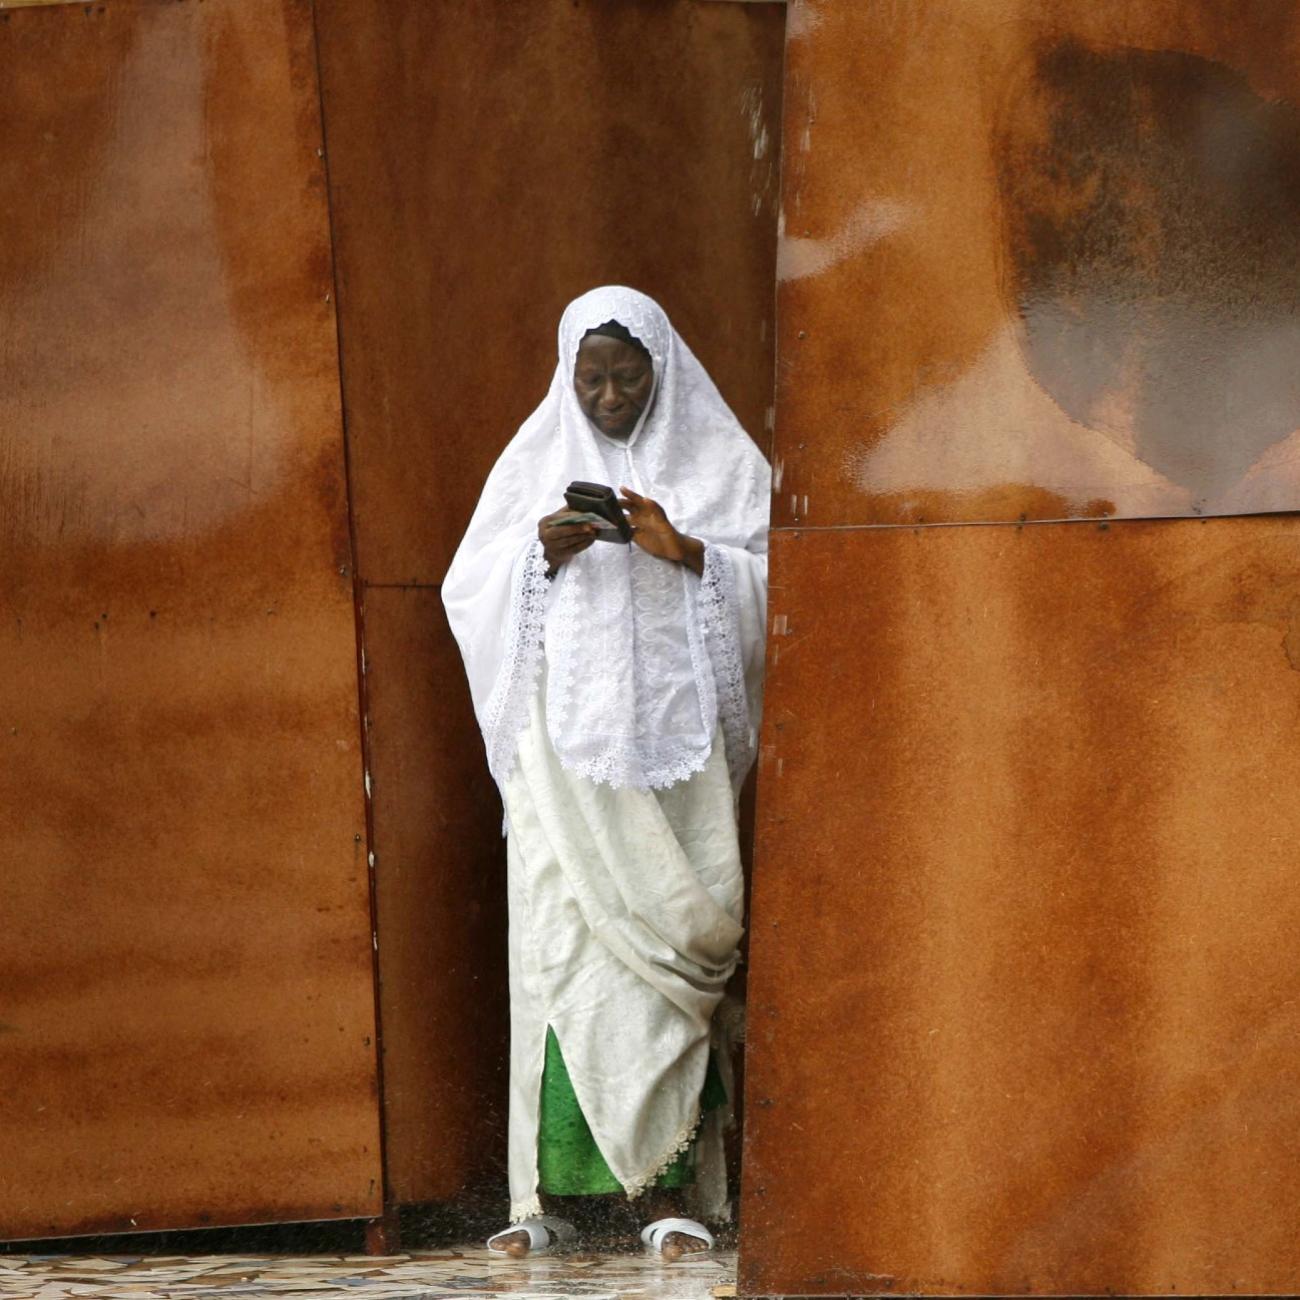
[489,1229,531,1258]
[660,1231,709,1262]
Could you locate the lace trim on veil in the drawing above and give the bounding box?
[566,740,712,792]
[700,544,755,787]
[482,540,551,786]
[544,557,582,737]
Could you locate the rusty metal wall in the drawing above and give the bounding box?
[312,0,785,1205]
[775,0,1300,526]
[0,0,381,1240]
[742,2,1300,1291]
[743,519,1300,1296]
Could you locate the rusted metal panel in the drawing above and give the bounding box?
[313,0,785,1206]
[360,588,509,1204]
[315,0,784,588]
[0,0,381,1239]
[776,0,1300,527]
[742,518,1300,1296]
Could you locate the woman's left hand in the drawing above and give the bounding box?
[618,486,704,576]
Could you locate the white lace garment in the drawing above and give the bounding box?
[443,285,770,796]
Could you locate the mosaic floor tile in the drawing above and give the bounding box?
[0,1247,736,1300]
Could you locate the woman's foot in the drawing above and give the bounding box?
[486,1216,576,1258]
[659,1228,710,1263]
[491,1229,532,1258]
[639,1216,715,1263]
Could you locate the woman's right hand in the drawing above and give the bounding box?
[538,508,597,572]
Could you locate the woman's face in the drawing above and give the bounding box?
[573,335,654,440]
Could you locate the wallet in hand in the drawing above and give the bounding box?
[564,481,633,544]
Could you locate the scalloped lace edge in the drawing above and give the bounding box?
[620,1107,704,1201]
[563,739,712,792]
[544,557,581,736]
[482,540,551,788]
[699,543,754,785]
[509,1195,544,1224]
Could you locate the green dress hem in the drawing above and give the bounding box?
[537,1025,728,1197]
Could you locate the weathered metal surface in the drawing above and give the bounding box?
[0,0,381,1239]
[315,0,784,587]
[313,0,785,1205]
[359,589,508,1204]
[742,518,1300,1296]
[776,0,1300,527]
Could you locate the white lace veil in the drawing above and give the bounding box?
[443,285,770,792]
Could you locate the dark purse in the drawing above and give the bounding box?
[563,481,633,544]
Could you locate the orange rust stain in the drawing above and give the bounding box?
[0,0,379,1240]
[742,518,1300,1296]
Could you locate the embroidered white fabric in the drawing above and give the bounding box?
[443,286,770,793]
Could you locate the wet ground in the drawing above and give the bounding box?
[0,1246,737,1300]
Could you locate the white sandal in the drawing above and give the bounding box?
[640,1216,715,1257]
[486,1214,576,1256]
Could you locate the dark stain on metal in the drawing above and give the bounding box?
[996,38,1300,504]
[773,1,1300,528]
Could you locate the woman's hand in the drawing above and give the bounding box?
[617,486,704,576]
[538,508,597,573]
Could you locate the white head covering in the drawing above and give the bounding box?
[443,285,770,792]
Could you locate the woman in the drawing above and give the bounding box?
[442,286,769,1259]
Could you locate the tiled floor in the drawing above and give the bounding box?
[0,1247,737,1300]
